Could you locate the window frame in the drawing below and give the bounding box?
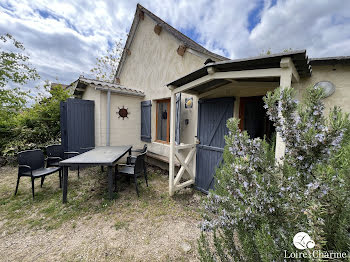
[155,99,171,144]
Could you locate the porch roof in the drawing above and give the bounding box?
[166,50,311,91]
[309,56,350,66]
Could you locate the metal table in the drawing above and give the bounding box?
[59,146,132,203]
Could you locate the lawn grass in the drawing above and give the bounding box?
[0,166,119,233]
[0,165,203,261]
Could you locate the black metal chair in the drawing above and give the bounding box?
[15,149,61,199]
[127,144,147,165]
[116,151,148,197]
[46,144,64,188]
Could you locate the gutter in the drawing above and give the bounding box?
[95,86,145,147]
[106,89,111,146]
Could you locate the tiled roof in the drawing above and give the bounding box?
[73,77,145,98]
[309,56,350,66]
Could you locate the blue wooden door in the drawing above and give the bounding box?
[195,98,234,193]
[60,98,95,152]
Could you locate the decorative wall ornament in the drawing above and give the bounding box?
[117,106,129,119]
[177,45,187,56]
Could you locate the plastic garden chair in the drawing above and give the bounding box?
[116,151,148,197]
[126,144,147,165]
[15,149,61,199]
[46,144,64,187]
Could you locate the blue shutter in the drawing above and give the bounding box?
[175,93,181,145]
[141,100,152,142]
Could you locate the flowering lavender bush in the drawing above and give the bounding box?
[198,86,350,261]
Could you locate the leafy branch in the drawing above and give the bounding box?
[0,33,39,88]
[90,39,124,82]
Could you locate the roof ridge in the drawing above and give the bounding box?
[115,4,228,80]
[136,4,228,61]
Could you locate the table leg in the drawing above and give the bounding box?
[114,165,118,192]
[62,166,68,203]
[107,166,114,199]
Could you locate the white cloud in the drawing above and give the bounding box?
[0,0,134,96]
[250,0,350,57]
[1,0,350,98]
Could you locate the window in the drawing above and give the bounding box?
[156,99,170,143]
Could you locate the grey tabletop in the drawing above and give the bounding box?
[59,146,132,166]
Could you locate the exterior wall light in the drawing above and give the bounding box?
[313,81,336,98]
[185,98,193,108]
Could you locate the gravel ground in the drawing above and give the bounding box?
[0,165,203,261]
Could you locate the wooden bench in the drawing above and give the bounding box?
[146,151,181,167]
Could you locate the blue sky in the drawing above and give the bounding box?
[1,0,350,95]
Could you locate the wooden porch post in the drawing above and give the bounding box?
[275,57,294,163]
[192,95,199,182]
[169,87,176,196]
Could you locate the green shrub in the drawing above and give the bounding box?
[1,84,70,162]
[198,86,350,261]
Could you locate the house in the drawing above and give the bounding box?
[51,82,68,89]
[69,4,350,196]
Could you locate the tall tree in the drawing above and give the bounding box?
[0,33,39,157]
[90,39,123,83]
[0,33,39,88]
[0,33,39,116]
